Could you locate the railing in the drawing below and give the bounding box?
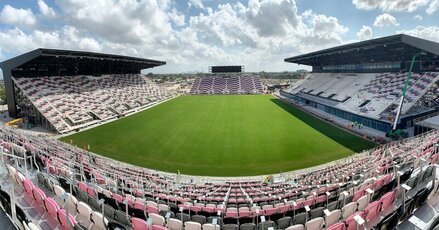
[1,127,438,187]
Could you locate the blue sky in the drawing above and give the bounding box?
[0,0,438,76]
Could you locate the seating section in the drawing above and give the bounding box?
[190,76,263,95]
[13,74,173,133]
[345,72,439,118]
[284,72,439,120]
[409,77,439,112]
[0,126,438,230]
[287,73,377,102]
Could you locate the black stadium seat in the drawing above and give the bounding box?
[240,223,256,230]
[277,216,292,229]
[258,220,275,230]
[223,224,239,230]
[376,212,399,230]
[191,214,207,225]
[414,188,429,209]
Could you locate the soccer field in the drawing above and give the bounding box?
[60,95,376,176]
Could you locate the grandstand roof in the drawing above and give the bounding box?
[284,34,439,66]
[0,48,166,77]
[0,48,165,118]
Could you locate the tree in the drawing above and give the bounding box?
[0,84,6,105]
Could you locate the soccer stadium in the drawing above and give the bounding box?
[0,3,439,230]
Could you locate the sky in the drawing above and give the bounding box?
[0,0,438,76]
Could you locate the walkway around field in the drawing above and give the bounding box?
[275,93,391,144]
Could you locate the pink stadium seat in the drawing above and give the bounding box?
[32,187,47,205]
[303,199,314,207]
[152,225,169,230]
[58,209,77,230]
[239,210,252,218]
[44,197,60,219]
[112,193,124,203]
[278,205,290,214]
[94,173,106,184]
[48,163,56,175]
[22,179,34,196]
[178,204,189,210]
[202,207,215,213]
[382,174,392,185]
[380,191,395,211]
[292,201,304,210]
[314,195,327,205]
[352,190,364,202]
[225,210,238,218]
[132,217,149,230]
[345,212,366,230]
[365,201,381,221]
[87,187,96,198]
[78,181,88,192]
[215,206,225,213]
[373,178,384,190]
[147,205,159,214]
[134,201,146,210]
[326,222,346,230]
[264,207,278,216]
[430,154,438,164]
[190,206,202,213]
[362,183,373,192]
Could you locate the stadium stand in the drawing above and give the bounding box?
[190,76,263,95]
[0,49,172,134]
[409,78,439,112]
[283,34,439,133]
[2,35,439,230]
[284,72,439,120]
[13,74,172,133]
[1,126,439,229]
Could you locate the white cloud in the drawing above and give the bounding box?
[352,0,430,12]
[188,0,205,9]
[356,25,373,40]
[189,3,258,47]
[427,0,439,14]
[55,0,175,45]
[0,0,348,73]
[38,0,56,18]
[0,5,37,28]
[246,0,300,37]
[168,8,185,26]
[414,14,423,20]
[0,28,40,53]
[373,13,400,27]
[0,26,104,54]
[298,10,349,51]
[398,26,439,42]
[186,1,348,53]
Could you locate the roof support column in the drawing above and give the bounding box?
[2,68,18,118]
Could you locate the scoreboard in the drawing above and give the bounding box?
[210,65,243,73]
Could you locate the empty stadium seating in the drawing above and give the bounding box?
[284,72,439,120]
[409,77,439,112]
[13,74,173,133]
[0,126,438,230]
[190,76,263,95]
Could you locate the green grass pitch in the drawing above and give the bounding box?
[60,95,376,176]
